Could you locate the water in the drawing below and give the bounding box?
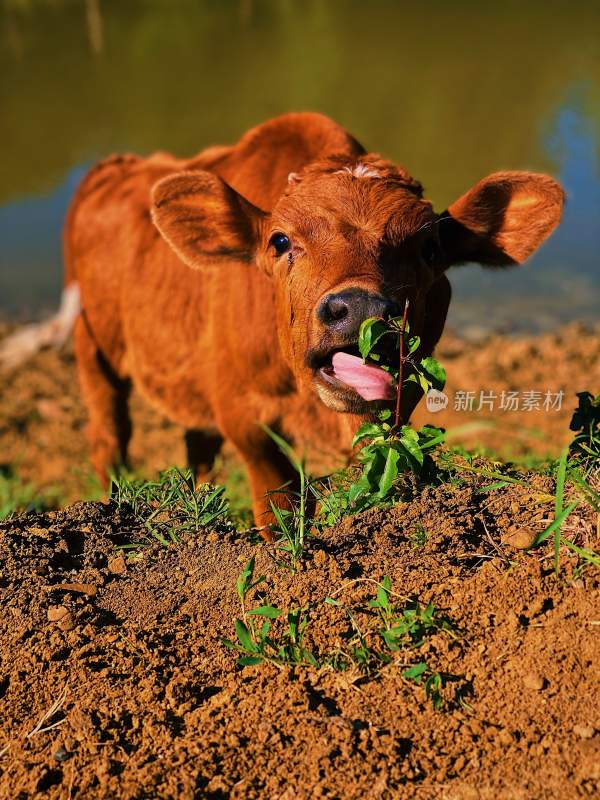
[1,0,599,333]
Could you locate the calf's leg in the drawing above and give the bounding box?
[74,317,131,486]
[220,423,299,537]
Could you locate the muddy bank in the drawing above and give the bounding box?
[0,473,598,799]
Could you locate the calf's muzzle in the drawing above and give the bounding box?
[316,289,398,336]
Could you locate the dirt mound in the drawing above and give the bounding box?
[1,477,598,799]
[1,322,599,510]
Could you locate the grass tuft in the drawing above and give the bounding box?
[110,466,232,547]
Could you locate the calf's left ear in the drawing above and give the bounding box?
[440,171,565,267]
[151,170,266,270]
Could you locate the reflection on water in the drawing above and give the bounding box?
[0,0,599,331]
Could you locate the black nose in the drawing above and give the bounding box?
[317,289,398,333]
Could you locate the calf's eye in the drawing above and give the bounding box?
[270,232,291,256]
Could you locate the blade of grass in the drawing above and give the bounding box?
[561,538,600,567]
[554,450,568,574]
[530,501,579,548]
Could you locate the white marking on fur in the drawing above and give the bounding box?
[335,163,381,179]
[0,283,81,371]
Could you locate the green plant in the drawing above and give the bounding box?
[527,392,600,573]
[223,557,318,667]
[225,567,460,708]
[110,466,231,546]
[324,577,457,708]
[346,305,446,511]
[262,425,314,570]
[402,662,445,710]
[368,575,455,649]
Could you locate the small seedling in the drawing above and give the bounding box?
[262,425,315,570]
[324,577,457,706]
[527,392,600,574]
[225,568,460,708]
[368,576,455,649]
[223,557,318,667]
[403,662,445,710]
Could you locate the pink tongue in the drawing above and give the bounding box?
[331,351,394,401]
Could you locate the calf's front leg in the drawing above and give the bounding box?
[224,424,302,538]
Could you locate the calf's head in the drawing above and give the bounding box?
[152,154,564,413]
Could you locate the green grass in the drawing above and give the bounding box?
[110,466,232,547]
[443,410,600,574]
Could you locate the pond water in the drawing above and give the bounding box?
[1,0,599,334]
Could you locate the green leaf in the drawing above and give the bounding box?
[378,447,401,498]
[358,318,390,360]
[238,655,264,667]
[324,597,341,606]
[419,357,446,390]
[399,428,424,470]
[375,584,390,609]
[408,335,421,355]
[260,424,302,471]
[387,622,410,637]
[270,501,290,534]
[561,538,600,567]
[403,661,428,682]
[476,480,510,493]
[417,425,445,450]
[352,422,385,448]
[235,619,257,653]
[425,673,443,709]
[247,606,282,619]
[303,650,319,667]
[287,608,301,641]
[381,630,402,650]
[236,557,255,602]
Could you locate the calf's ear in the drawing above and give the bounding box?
[440,171,564,267]
[151,171,266,269]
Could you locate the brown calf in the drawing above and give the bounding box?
[64,112,564,526]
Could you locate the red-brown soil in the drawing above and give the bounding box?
[0,474,598,799]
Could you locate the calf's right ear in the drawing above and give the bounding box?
[151,171,266,269]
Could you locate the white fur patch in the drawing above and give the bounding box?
[335,163,381,179]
